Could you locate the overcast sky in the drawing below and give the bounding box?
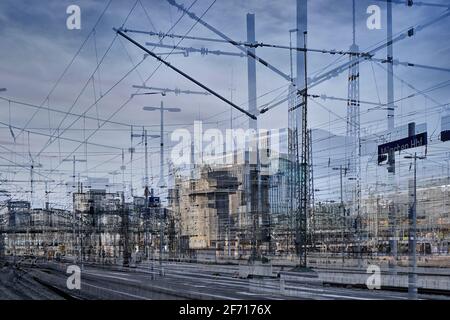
[0,0,449,208]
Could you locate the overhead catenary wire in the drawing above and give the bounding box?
[2,0,448,221]
[372,0,450,8]
[114,28,257,120]
[32,1,142,161]
[0,120,125,151]
[125,28,374,58]
[0,96,133,128]
[9,0,203,202]
[14,0,113,141]
[44,0,213,197]
[166,0,295,83]
[259,7,450,114]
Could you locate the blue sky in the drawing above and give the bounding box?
[0,0,449,207]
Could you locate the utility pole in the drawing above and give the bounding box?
[246,13,260,262]
[387,0,395,166]
[347,0,362,269]
[143,129,150,259]
[299,30,309,268]
[136,88,197,263]
[159,101,165,189]
[78,173,83,269]
[308,129,316,251]
[159,204,164,275]
[288,0,308,268]
[404,122,426,300]
[447,153,450,184]
[62,156,86,264]
[30,162,34,208]
[404,151,425,300]
[386,0,398,273]
[142,102,181,271]
[247,13,257,131]
[129,126,135,198]
[131,129,159,259]
[121,149,130,267]
[289,29,298,80]
[333,165,348,265]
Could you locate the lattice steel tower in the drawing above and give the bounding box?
[288,0,308,267]
[346,0,361,222]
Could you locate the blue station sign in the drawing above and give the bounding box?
[378,132,427,164]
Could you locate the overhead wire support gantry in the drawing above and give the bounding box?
[144,42,247,58]
[123,28,374,58]
[138,39,450,74]
[131,85,210,96]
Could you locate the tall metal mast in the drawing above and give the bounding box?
[387,0,398,271]
[246,13,260,261]
[346,0,362,266]
[288,0,308,267]
[247,13,258,132]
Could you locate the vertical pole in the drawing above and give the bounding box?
[247,13,259,261]
[387,0,397,272]
[408,122,418,299]
[408,154,418,299]
[340,165,345,265]
[247,13,257,131]
[0,223,3,261]
[122,149,128,267]
[72,155,76,264]
[352,0,356,45]
[447,154,449,184]
[144,129,149,192]
[376,195,380,251]
[308,128,316,251]
[190,142,195,180]
[160,204,163,274]
[289,30,294,80]
[72,156,76,193]
[387,0,395,132]
[287,31,298,256]
[144,130,149,259]
[30,164,34,208]
[301,31,308,268]
[45,181,49,210]
[347,0,361,269]
[78,174,82,268]
[296,0,307,89]
[293,0,307,268]
[159,101,165,188]
[228,214,231,257]
[159,101,164,274]
[130,126,134,198]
